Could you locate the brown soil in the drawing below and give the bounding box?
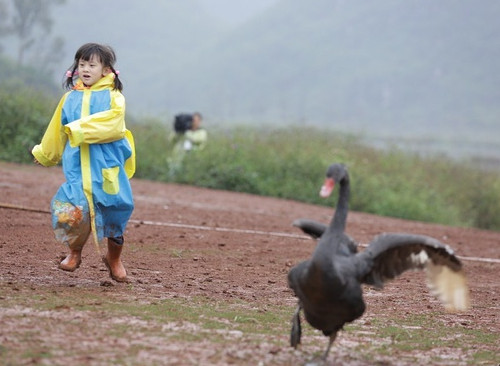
[0,161,499,365]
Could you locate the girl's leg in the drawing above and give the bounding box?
[103,236,128,282]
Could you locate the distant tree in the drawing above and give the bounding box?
[28,34,65,74]
[0,0,65,72]
[0,1,9,52]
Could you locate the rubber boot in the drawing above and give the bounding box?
[59,249,82,272]
[103,239,128,282]
[57,217,89,272]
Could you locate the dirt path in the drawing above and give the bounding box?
[0,162,499,365]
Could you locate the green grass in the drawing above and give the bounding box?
[1,284,498,365]
[130,122,500,231]
[8,287,288,337]
[473,350,499,363]
[346,314,499,362]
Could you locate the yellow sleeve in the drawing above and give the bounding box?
[31,94,69,166]
[64,90,126,147]
[124,129,136,179]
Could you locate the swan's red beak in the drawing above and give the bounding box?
[320,177,335,198]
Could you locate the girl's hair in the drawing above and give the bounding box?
[64,43,123,91]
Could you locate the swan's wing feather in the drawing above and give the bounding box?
[292,218,327,239]
[356,233,469,312]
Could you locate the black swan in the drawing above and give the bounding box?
[287,163,470,363]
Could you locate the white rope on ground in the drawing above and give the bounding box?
[0,202,52,214]
[129,219,500,264]
[2,202,500,264]
[128,219,309,239]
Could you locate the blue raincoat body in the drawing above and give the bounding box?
[32,73,135,249]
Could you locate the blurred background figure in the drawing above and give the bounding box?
[167,112,207,176]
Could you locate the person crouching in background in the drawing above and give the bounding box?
[167,112,207,177]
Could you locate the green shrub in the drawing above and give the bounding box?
[135,123,500,231]
[0,81,57,163]
[128,118,172,181]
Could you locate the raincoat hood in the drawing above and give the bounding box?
[73,73,117,91]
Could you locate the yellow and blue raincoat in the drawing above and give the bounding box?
[32,73,135,251]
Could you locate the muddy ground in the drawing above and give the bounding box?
[0,162,499,365]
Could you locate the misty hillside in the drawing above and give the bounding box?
[20,0,500,157]
[182,0,500,138]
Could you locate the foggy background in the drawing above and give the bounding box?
[3,0,500,160]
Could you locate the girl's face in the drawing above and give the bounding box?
[77,54,110,87]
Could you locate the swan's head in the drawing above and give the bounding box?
[320,163,348,198]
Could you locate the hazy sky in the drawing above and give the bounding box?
[198,0,279,25]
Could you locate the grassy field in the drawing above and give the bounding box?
[1,283,498,365]
[131,122,500,231]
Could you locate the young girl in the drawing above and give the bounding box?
[32,43,135,282]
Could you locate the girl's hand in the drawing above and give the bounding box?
[30,147,42,166]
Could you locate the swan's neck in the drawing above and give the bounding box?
[311,175,350,264]
[329,176,349,233]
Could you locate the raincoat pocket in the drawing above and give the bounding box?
[102,166,120,195]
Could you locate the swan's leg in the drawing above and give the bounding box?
[322,332,337,361]
[290,303,302,348]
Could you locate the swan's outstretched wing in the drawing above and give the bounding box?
[293,218,358,254]
[356,233,470,312]
[293,218,327,239]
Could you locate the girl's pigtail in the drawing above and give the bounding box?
[63,65,78,90]
[110,66,123,91]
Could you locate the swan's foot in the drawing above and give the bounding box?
[304,359,327,366]
[303,333,337,365]
[321,332,337,362]
[290,303,302,348]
